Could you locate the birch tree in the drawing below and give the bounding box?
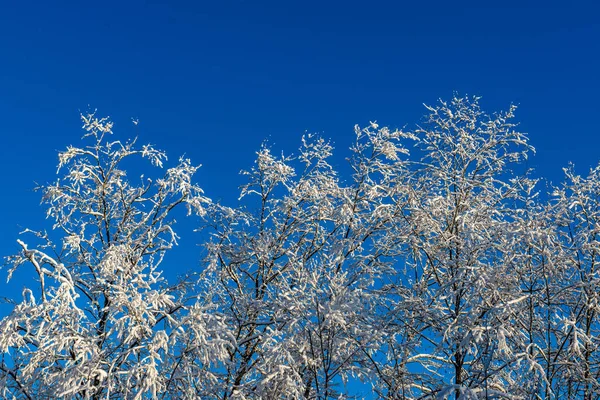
[548,165,600,399]
[390,97,541,398]
[1,96,599,400]
[0,114,231,399]
[199,125,416,399]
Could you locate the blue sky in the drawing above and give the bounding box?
[0,0,598,350]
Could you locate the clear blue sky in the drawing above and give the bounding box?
[0,0,598,323]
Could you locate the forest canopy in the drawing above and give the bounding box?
[1,96,599,399]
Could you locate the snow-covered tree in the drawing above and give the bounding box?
[0,114,231,399]
[547,165,600,399]
[2,96,599,399]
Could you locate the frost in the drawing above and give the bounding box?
[2,97,599,399]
